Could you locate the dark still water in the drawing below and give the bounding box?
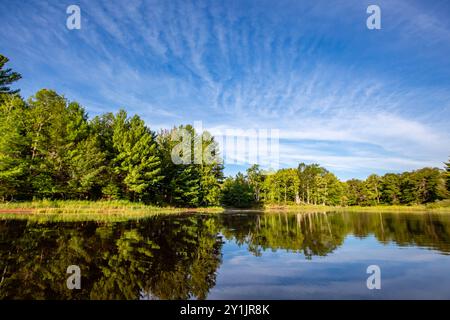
[1,211,450,300]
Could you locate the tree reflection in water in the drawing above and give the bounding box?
[1,211,450,299]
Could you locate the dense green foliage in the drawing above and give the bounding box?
[222,163,448,208]
[156,126,223,207]
[0,91,224,205]
[220,173,256,208]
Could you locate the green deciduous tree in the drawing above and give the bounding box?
[199,131,224,206]
[247,164,264,202]
[24,90,106,199]
[0,96,29,200]
[365,174,381,205]
[381,173,401,204]
[346,179,366,206]
[156,125,223,207]
[221,173,255,208]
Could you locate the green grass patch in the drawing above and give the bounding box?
[0,200,224,222]
[264,200,450,213]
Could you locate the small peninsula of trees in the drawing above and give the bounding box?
[1,54,449,208]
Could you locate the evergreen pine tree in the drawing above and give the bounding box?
[112,110,162,201]
[0,54,22,101]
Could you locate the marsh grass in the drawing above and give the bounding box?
[1,199,449,222]
[0,200,223,222]
[264,199,450,213]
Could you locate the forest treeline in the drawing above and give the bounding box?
[0,89,224,205]
[1,54,449,207]
[221,163,450,208]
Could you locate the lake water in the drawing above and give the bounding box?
[1,211,450,299]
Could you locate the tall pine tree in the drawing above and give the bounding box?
[0,54,22,102]
[112,110,162,201]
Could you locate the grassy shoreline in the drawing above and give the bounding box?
[263,201,450,213]
[0,200,223,222]
[1,200,449,222]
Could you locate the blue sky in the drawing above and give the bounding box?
[1,0,449,179]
